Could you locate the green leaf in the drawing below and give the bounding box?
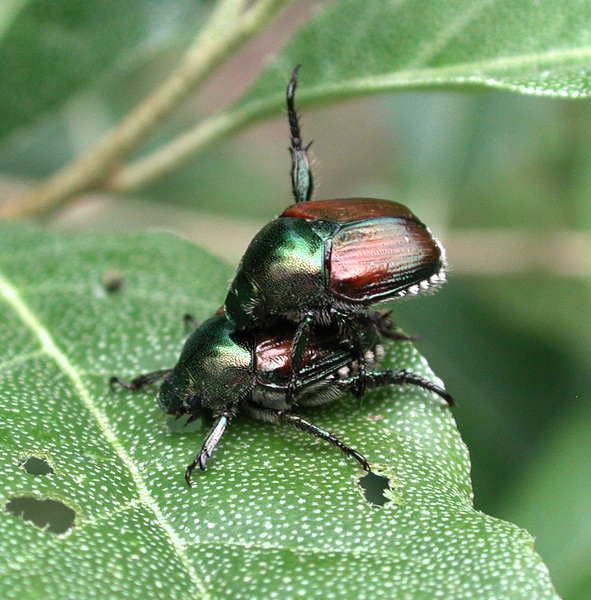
[237,0,591,116]
[0,224,559,599]
[502,403,591,600]
[0,0,208,140]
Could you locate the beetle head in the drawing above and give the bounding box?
[157,314,254,416]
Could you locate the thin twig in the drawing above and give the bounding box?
[108,98,282,192]
[1,0,291,219]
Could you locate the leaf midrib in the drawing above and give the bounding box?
[315,46,591,90]
[406,0,496,70]
[238,44,591,115]
[0,268,212,600]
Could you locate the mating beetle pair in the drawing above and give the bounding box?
[112,310,451,485]
[225,68,445,398]
[225,196,446,399]
[112,67,451,485]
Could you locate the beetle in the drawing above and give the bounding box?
[111,311,452,486]
[224,67,446,399]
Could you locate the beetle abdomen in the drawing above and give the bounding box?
[328,217,444,303]
[281,198,445,304]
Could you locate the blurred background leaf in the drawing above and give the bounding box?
[0,0,210,140]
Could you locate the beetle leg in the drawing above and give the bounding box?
[185,411,234,486]
[286,313,314,404]
[278,412,371,471]
[351,336,366,399]
[348,369,453,406]
[109,368,172,391]
[367,310,414,341]
[287,65,314,204]
[286,376,298,406]
[338,317,367,398]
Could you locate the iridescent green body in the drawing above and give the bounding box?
[225,217,328,328]
[157,315,252,415]
[224,198,445,330]
[156,312,377,417]
[114,311,451,485]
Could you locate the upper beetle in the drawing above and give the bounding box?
[224,67,446,395]
[225,197,446,327]
[111,310,451,486]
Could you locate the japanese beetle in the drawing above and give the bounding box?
[224,67,446,397]
[111,312,451,486]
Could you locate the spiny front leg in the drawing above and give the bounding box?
[185,410,234,486]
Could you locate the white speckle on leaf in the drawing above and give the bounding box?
[0,226,559,600]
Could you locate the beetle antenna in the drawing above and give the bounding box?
[287,65,314,203]
[184,366,199,389]
[109,368,172,391]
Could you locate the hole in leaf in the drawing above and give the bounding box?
[359,471,391,507]
[20,456,54,476]
[5,496,76,535]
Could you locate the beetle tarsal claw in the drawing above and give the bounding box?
[199,452,209,471]
[185,462,196,487]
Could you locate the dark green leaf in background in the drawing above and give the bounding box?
[4,0,591,183]
[0,0,208,141]
[502,402,591,600]
[0,226,559,599]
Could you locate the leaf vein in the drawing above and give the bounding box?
[334,46,591,93]
[0,349,47,373]
[408,0,497,69]
[0,270,212,600]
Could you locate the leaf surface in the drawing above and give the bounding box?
[235,0,591,119]
[0,225,559,599]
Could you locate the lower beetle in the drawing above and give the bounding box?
[224,67,446,397]
[111,312,452,486]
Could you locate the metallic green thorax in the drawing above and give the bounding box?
[157,315,253,414]
[225,218,338,328]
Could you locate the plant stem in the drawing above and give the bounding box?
[108,98,281,192]
[1,0,291,219]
